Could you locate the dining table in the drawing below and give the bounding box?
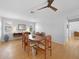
[29,34,44,42]
[29,34,45,55]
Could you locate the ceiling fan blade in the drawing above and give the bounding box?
[30,6,48,13]
[48,0,54,3]
[37,6,48,10]
[49,6,57,11]
[48,0,54,6]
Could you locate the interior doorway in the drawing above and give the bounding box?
[68,20,79,40]
[67,18,79,46]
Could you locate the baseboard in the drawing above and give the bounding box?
[0,39,21,43]
[53,40,65,45]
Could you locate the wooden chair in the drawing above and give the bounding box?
[22,32,25,48]
[22,32,38,56]
[35,35,52,59]
[22,32,30,50]
[45,35,52,56]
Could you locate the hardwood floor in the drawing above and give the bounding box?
[0,40,79,59]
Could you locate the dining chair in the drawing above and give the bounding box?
[35,35,52,59]
[45,35,52,56]
[22,32,25,48]
[22,32,38,56]
[22,32,30,50]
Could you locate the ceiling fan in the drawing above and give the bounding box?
[31,0,58,13]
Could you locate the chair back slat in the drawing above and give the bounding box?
[46,35,52,47]
[22,32,30,50]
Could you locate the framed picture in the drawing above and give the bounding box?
[18,24,26,30]
[5,26,12,32]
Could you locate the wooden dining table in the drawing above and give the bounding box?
[29,34,45,55]
[28,34,52,59]
[29,34,44,42]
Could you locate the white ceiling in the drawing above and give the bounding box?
[0,0,79,21]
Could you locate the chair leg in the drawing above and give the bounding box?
[45,50,46,59]
[36,49,37,55]
[22,41,23,48]
[27,46,30,56]
[50,48,52,56]
[32,46,38,55]
[50,42,52,56]
[24,45,26,51]
[22,40,24,48]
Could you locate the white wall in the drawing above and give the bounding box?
[0,9,38,22]
[0,18,1,40]
[1,17,35,41]
[0,9,68,44]
[35,15,66,44]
